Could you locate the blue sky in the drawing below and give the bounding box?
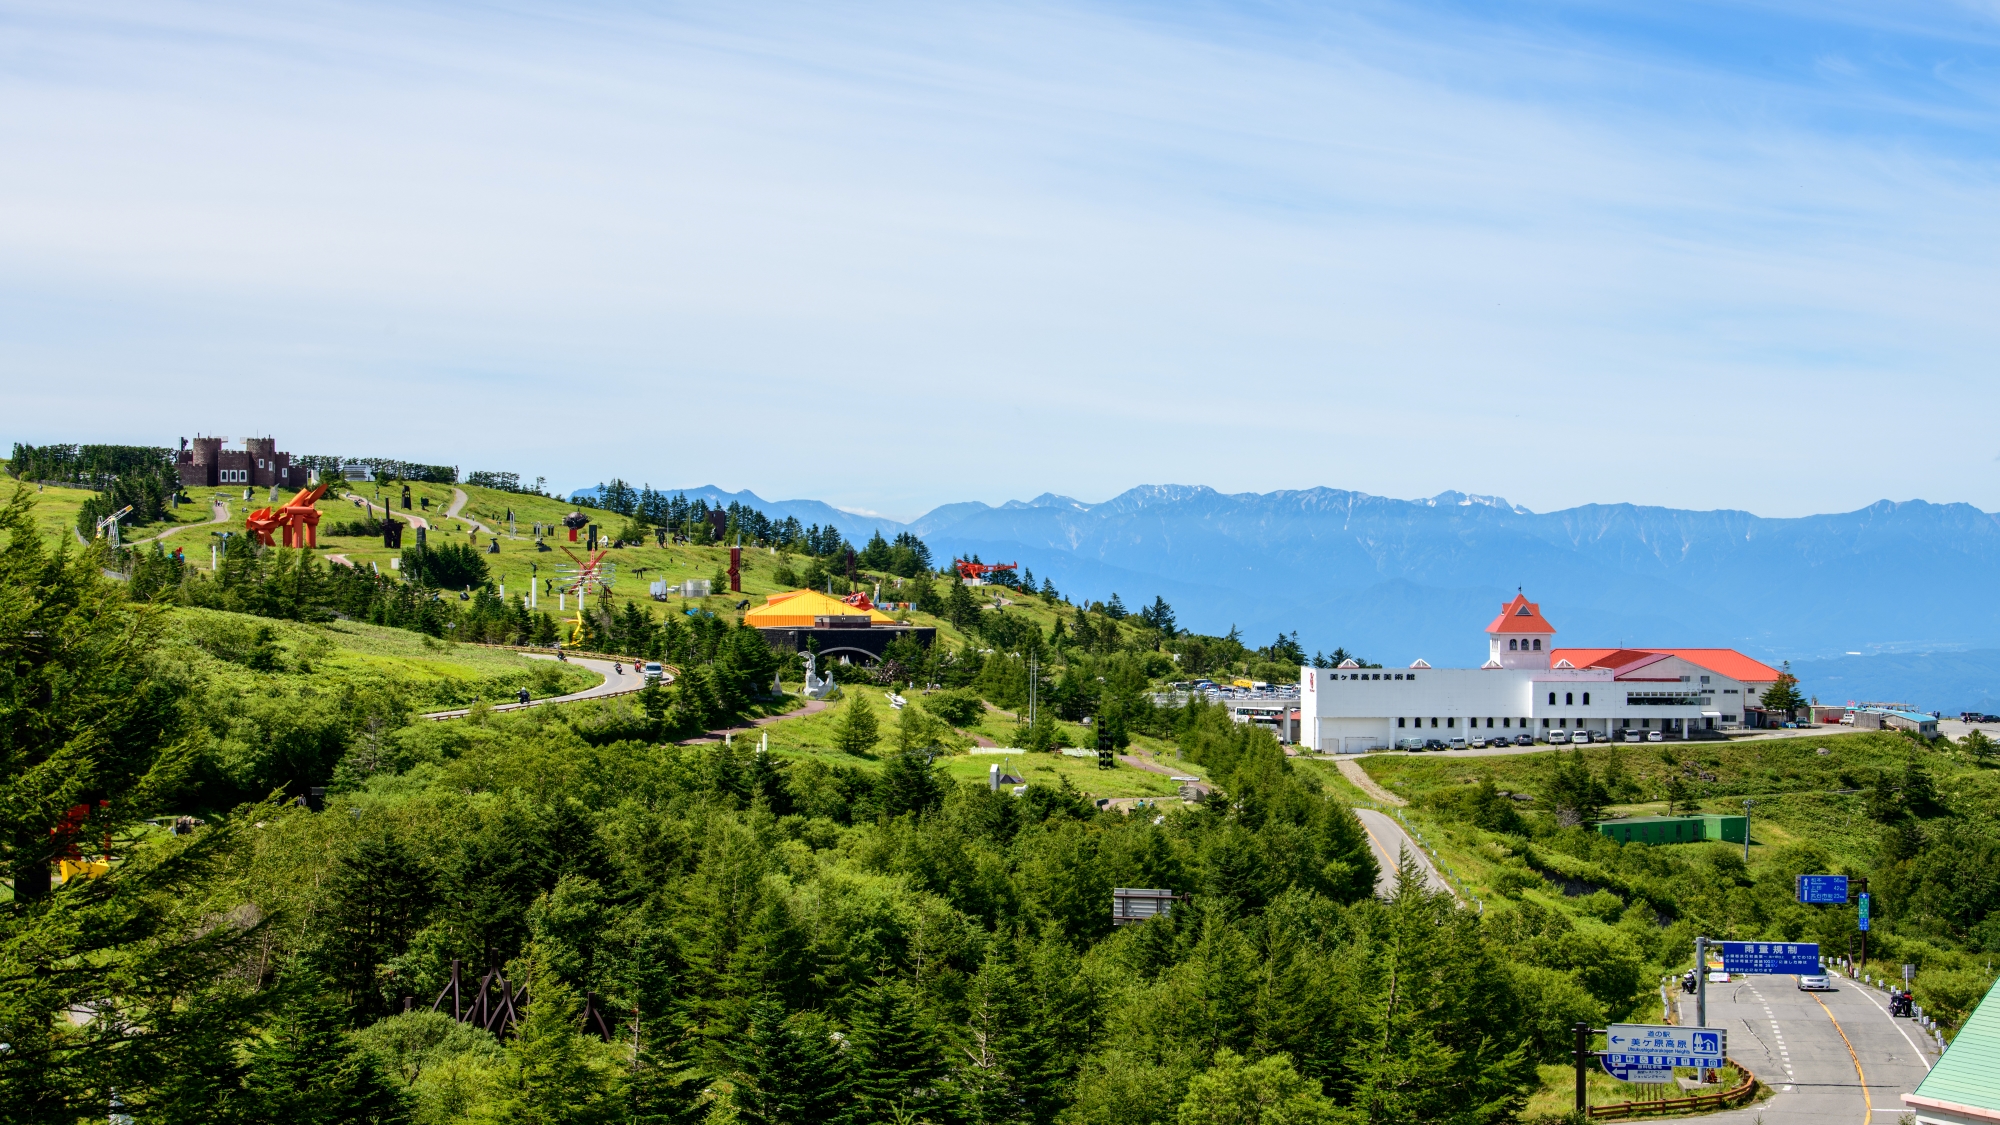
[4,0,1998,519]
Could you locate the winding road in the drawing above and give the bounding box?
[1351,807,1456,899]
[1674,971,1933,1123]
[421,653,633,720]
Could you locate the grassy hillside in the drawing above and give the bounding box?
[1327,729,2000,1031]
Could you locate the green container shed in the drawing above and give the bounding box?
[1596,814,1747,845]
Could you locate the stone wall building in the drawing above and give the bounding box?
[175,436,300,489]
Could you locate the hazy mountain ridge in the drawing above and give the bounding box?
[626,481,2000,704]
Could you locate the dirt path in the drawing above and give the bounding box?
[446,488,492,535]
[1119,753,1212,797]
[421,654,624,720]
[680,697,834,744]
[1336,756,1406,806]
[343,492,430,530]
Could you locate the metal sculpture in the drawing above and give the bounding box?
[245,482,330,548]
[553,546,615,645]
[953,558,1018,582]
[94,505,134,549]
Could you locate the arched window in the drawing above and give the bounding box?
[1509,639,1519,651]
[1582,692,1590,705]
[1532,639,1542,651]
[1565,692,1573,705]
[1548,691,1556,705]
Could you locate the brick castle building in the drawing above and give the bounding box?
[175,436,300,489]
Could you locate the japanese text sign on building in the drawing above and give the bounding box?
[1603,1024,1726,1071]
[1719,941,1821,974]
[1796,875,1848,905]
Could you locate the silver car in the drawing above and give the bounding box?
[1797,972,1833,991]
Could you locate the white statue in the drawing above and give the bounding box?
[802,653,835,700]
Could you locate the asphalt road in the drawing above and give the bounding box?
[1671,972,1933,1124]
[421,654,630,719]
[1350,807,1456,899]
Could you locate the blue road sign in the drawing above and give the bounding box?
[1797,874,1849,905]
[1598,1054,1674,1084]
[1859,892,1871,932]
[1604,1024,1727,1070]
[1719,941,1821,974]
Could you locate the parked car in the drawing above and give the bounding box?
[1797,972,1833,991]
[1425,738,1447,750]
[1396,738,1427,751]
[1622,729,1644,743]
[1448,737,1468,750]
[1646,730,1665,742]
[1548,730,1570,745]
[1469,736,1489,748]
[1513,734,1534,747]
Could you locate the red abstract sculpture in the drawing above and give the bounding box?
[246,482,330,548]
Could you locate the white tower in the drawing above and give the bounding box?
[1486,592,1555,669]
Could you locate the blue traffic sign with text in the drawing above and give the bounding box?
[1604,1024,1726,1070]
[1797,875,1848,904]
[1599,1055,1674,1084]
[1859,893,1871,932]
[1719,941,1820,974]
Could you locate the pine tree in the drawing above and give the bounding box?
[730,998,851,1125]
[847,975,952,1123]
[832,692,880,756]
[496,957,619,1124]
[0,486,271,1122]
[242,978,411,1124]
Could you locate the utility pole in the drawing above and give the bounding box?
[1743,798,1754,863]
[1695,935,1708,1030]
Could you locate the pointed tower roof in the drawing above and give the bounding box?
[1485,592,1556,635]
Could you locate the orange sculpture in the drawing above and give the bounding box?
[245,482,330,548]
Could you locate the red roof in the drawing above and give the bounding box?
[1547,647,1782,683]
[1486,593,1556,635]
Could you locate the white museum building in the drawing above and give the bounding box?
[1299,593,1785,754]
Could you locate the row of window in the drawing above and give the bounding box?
[220,469,248,482]
[1546,691,1593,705]
[1506,638,1543,651]
[1398,717,1529,729]
[1337,673,1416,681]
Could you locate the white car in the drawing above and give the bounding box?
[1548,730,1571,745]
[1797,973,1833,991]
[1646,730,1665,742]
[1448,737,1468,751]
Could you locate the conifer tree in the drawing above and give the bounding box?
[832,691,880,757]
[0,487,269,1121]
[847,975,952,1123]
[496,956,618,1125]
[730,998,851,1125]
[242,977,411,1125]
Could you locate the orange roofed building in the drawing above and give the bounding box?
[746,589,935,667]
[1300,591,1790,753]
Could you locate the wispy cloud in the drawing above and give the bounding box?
[2,0,1998,516]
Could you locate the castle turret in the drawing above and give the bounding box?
[1485,592,1554,669]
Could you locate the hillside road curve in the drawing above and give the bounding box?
[1351,807,1455,899]
[1671,971,1933,1124]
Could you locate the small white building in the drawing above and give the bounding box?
[1299,593,1783,753]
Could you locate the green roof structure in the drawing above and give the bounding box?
[1905,976,2000,1124]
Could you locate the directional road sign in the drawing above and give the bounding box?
[1797,874,1849,905]
[1858,892,1871,932]
[1598,1055,1674,1084]
[1719,940,1820,974]
[1602,1024,1727,1071]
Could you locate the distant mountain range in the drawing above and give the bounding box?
[589,483,2000,712]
